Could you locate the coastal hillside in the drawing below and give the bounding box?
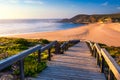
[61,13,120,23]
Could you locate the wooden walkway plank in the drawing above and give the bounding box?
[31,42,106,80]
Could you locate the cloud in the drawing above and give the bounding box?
[117,7,120,10]
[102,1,108,6]
[9,0,19,3]
[0,0,19,4]
[0,0,43,4]
[23,0,43,4]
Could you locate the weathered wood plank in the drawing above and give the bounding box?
[31,42,106,80]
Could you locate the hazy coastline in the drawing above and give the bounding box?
[0,19,83,36]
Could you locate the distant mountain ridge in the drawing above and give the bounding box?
[61,13,120,24]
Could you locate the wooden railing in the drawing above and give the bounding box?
[0,40,80,80]
[87,41,120,80]
[60,40,80,54]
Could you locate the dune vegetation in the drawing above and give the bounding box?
[0,37,51,77]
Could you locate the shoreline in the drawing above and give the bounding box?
[0,24,86,37]
[4,23,120,47]
[0,23,85,37]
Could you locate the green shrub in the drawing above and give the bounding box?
[39,39,50,44]
[13,38,30,46]
[13,54,47,77]
[13,60,46,77]
[24,61,46,77]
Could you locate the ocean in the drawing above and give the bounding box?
[0,19,84,36]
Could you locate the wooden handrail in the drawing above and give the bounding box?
[41,41,57,52]
[60,40,80,54]
[0,40,79,80]
[101,49,120,80]
[0,45,41,70]
[94,43,102,57]
[87,41,120,80]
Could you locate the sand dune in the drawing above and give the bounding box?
[8,23,120,47]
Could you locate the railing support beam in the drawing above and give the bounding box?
[55,42,60,54]
[100,56,105,73]
[97,53,100,66]
[108,69,114,80]
[19,59,24,80]
[38,49,41,63]
[48,48,51,61]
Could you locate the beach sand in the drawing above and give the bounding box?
[7,23,120,47]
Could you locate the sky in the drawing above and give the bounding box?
[0,0,120,19]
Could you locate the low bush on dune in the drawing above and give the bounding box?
[0,37,51,77]
[13,56,47,77]
[0,37,50,57]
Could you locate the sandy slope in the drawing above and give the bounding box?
[7,23,120,47]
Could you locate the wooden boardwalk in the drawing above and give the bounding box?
[32,42,106,80]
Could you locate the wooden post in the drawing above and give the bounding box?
[100,56,105,73]
[92,47,95,57]
[97,53,100,66]
[55,42,60,54]
[66,43,69,50]
[65,43,68,51]
[19,59,24,80]
[91,47,94,56]
[108,68,114,80]
[38,49,41,63]
[61,47,64,54]
[94,49,96,58]
[48,48,51,61]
